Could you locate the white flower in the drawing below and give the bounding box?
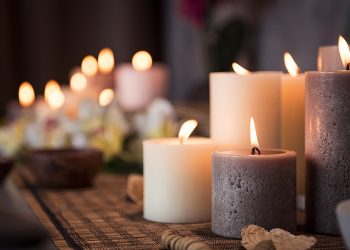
[134,98,177,138]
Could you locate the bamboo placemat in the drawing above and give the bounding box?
[16,174,345,250]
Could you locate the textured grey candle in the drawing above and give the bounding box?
[212,150,296,239]
[317,46,344,71]
[305,71,350,235]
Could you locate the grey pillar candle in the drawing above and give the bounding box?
[318,46,344,71]
[305,71,350,235]
[212,150,296,238]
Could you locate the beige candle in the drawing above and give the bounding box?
[317,36,349,71]
[281,53,305,195]
[143,120,220,223]
[210,64,281,148]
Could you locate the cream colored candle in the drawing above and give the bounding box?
[210,64,281,148]
[317,36,349,71]
[115,51,169,112]
[143,120,220,223]
[281,53,305,195]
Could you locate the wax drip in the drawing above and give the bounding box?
[251,147,261,155]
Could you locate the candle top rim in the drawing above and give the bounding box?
[143,137,213,145]
[306,71,350,75]
[210,71,282,76]
[213,149,296,158]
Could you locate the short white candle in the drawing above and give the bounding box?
[143,120,223,223]
[115,51,169,112]
[210,64,281,148]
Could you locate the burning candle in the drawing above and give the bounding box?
[210,63,281,148]
[7,81,36,120]
[305,37,350,235]
[99,88,114,107]
[281,53,305,195]
[116,50,169,112]
[18,82,35,108]
[212,117,296,238]
[143,120,222,223]
[317,35,349,71]
[70,49,116,102]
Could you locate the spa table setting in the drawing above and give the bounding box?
[2,40,350,249]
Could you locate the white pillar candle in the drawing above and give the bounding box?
[115,51,169,112]
[281,53,305,195]
[317,36,349,71]
[143,120,225,223]
[210,66,281,148]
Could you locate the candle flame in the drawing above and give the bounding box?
[338,35,350,68]
[132,51,152,71]
[284,52,300,77]
[18,81,35,108]
[99,88,114,106]
[232,63,250,75]
[70,72,87,92]
[46,84,65,110]
[44,80,60,102]
[178,119,198,144]
[98,48,115,74]
[81,55,98,76]
[250,117,260,150]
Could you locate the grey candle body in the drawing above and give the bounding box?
[212,150,296,239]
[305,72,350,235]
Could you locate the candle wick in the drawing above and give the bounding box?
[251,147,261,155]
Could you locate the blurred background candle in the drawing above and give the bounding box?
[210,64,281,149]
[306,40,350,235]
[317,35,349,71]
[212,117,296,238]
[281,53,305,196]
[116,50,169,112]
[143,120,218,223]
[7,81,36,120]
[70,48,115,102]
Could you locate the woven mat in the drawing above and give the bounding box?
[16,174,345,250]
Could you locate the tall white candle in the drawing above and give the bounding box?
[210,65,281,148]
[281,53,305,195]
[115,51,169,112]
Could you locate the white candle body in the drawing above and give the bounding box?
[116,63,169,112]
[210,72,281,148]
[143,138,217,223]
[318,45,344,71]
[281,74,305,195]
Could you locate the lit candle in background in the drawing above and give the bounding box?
[6,81,36,120]
[99,88,114,107]
[317,35,349,71]
[98,48,115,74]
[45,82,65,110]
[212,117,296,238]
[70,48,116,102]
[70,72,87,92]
[116,50,169,112]
[210,63,281,149]
[306,38,350,235]
[281,52,305,196]
[143,120,222,223]
[18,82,35,108]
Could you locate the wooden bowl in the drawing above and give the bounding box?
[0,157,14,183]
[27,148,103,188]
